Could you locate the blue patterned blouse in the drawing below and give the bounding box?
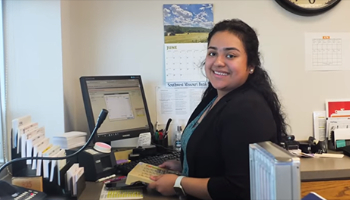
[181,97,217,176]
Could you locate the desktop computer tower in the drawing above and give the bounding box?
[249,141,301,200]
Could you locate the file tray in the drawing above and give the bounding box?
[249,141,300,200]
[10,145,83,199]
[63,161,86,198]
[11,148,27,176]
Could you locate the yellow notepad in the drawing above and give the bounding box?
[99,185,143,200]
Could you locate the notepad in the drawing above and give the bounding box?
[99,184,143,200]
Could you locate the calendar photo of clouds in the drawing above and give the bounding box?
[163,4,214,44]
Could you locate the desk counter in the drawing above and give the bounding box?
[4,156,350,199]
[300,156,350,181]
[79,156,350,199]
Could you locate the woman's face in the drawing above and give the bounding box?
[205,31,251,97]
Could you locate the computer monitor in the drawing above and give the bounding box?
[80,75,153,147]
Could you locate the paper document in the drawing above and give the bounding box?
[137,132,151,147]
[42,145,61,178]
[11,115,31,149]
[32,137,49,170]
[66,163,79,192]
[313,111,326,141]
[52,131,87,149]
[17,122,38,154]
[49,149,66,182]
[156,86,205,125]
[326,117,350,139]
[26,127,46,164]
[73,167,84,195]
[99,184,143,200]
[21,127,39,160]
[36,143,53,176]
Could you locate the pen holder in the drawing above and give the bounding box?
[153,131,169,153]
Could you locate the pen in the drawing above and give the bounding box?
[155,132,159,140]
[155,121,159,132]
[116,159,131,165]
[164,118,172,136]
[96,174,116,182]
[103,176,126,183]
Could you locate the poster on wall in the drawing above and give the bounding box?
[163,4,214,87]
[155,86,205,125]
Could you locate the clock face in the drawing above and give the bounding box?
[275,0,342,16]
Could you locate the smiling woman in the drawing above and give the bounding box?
[148,19,288,200]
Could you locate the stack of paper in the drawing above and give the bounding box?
[52,131,87,149]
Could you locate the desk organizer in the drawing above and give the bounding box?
[152,131,170,154]
[10,147,86,199]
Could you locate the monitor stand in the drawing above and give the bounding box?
[111,137,139,148]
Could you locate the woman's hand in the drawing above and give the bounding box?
[159,160,182,172]
[148,174,178,196]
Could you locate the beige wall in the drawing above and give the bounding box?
[5,0,350,146]
[61,0,350,140]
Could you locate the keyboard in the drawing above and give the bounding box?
[116,151,181,175]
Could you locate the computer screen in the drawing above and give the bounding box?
[80,75,153,145]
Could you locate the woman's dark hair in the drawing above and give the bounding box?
[203,19,287,143]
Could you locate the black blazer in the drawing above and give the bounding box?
[181,83,277,200]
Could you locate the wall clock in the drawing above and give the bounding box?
[275,0,342,16]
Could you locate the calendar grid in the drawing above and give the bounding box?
[165,43,207,84]
[312,38,342,66]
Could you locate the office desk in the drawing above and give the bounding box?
[79,156,350,200]
[79,156,350,199]
[300,155,350,181]
[4,156,350,199]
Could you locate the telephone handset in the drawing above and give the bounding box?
[0,181,46,200]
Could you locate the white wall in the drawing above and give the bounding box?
[4,0,64,142]
[61,0,350,140]
[0,0,5,165]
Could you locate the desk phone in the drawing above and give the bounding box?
[0,181,46,200]
[125,162,180,185]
